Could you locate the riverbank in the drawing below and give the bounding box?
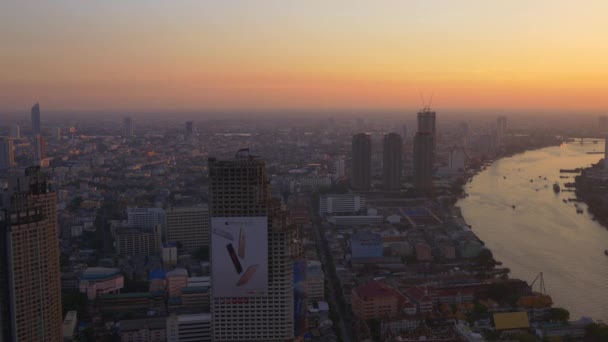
[457,143,608,321]
[574,161,608,228]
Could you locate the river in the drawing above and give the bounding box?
[458,140,608,321]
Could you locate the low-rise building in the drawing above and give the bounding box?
[120,317,167,342]
[351,281,408,320]
[115,226,162,256]
[166,268,188,298]
[62,311,78,341]
[351,231,383,260]
[79,267,124,300]
[166,313,212,342]
[162,242,178,265]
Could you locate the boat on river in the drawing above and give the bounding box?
[553,183,561,193]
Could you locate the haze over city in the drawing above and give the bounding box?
[2,0,608,113]
[2,2,608,342]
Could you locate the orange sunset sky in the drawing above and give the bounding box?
[1,0,608,112]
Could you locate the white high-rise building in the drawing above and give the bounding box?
[209,149,296,341]
[319,194,366,216]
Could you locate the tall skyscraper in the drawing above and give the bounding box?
[123,117,134,137]
[31,103,41,136]
[209,149,296,341]
[414,106,437,194]
[497,116,508,133]
[166,205,209,252]
[0,138,15,170]
[33,134,47,161]
[371,132,384,178]
[413,132,434,194]
[382,133,402,191]
[417,107,436,143]
[351,133,372,191]
[185,121,194,138]
[0,166,62,341]
[8,125,20,139]
[402,124,408,141]
[496,116,508,146]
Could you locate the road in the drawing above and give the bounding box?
[311,215,352,342]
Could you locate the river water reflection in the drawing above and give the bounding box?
[458,140,608,321]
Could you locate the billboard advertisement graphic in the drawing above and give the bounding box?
[212,217,268,297]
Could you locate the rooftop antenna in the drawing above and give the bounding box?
[419,90,426,110]
[419,91,435,112]
[428,92,434,109]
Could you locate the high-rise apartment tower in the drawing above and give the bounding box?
[209,149,296,341]
[0,166,62,341]
[351,133,372,191]
[382,133,402,191]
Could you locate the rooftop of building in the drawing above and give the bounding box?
[120,317,166,332]
[80,267,121,280]
[99,292,149,300]
[352,231,383,243]
[181,286,210,293]
[166,268,188,277]
[149,269,166,280]
[493,311,530,330]
[354,280,405,301]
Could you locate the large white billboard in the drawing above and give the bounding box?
[211,217,268,297]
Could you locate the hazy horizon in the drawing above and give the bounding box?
[2,0,608,113]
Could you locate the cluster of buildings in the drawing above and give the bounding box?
[1,103,604,341]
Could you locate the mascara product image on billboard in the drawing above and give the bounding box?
[212,217,268,297]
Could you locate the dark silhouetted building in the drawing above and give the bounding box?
[0,167,62,341]
[417,107,436,145]
[31,103,41,136]
[123,117,134,137]
[185,121,194,138]
[351,133,372,191]
[382,133,402,191]
[413,132,434,194]
[414,107,436,194]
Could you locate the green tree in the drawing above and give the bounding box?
[477,248,495,269]
[62,291,89,318]
[549,307,570,322]
[585,323,608,342]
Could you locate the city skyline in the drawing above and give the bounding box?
[2,1,608,112]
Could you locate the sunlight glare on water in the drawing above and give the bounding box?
[459,140,608,321]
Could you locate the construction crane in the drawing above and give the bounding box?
[530,272,547,295]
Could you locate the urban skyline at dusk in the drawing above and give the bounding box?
[3,1,608,341]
